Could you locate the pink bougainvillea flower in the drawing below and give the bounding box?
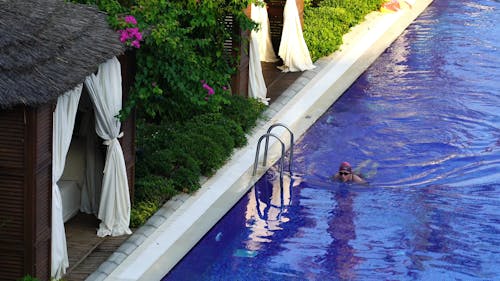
[131,40,141,48]
[117,16,143,49]
[222,86,228,91]
[124,15,137,25]
[202,83,215,95]
[126,27,140,37]
[119,30,128,43]
[134,31,143,41]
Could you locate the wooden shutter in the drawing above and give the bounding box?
[0,104,52,281]
[0,107,26,280]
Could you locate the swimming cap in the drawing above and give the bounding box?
[339,161,352,172]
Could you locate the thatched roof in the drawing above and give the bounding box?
[0,0,125,109]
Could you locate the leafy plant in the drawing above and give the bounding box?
[134,175,176,204]
[120,0,257,121]
[221,94,266,133]
[18,275,38,281]
[117,15,144,48]
[304,0,385,61]
[130,200,161,228]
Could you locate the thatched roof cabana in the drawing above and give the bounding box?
[0,0,125,109]
[0,1,134,280]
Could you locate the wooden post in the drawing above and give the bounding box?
[118,51,137,203]
[229,6,251,97]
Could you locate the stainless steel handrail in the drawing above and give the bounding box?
[264,123,294,175]
[253,123,295,180]
[253,133,286,181]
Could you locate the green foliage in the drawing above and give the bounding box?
[18,275,39,281]
[134,175,176,203]
[131,174,178,227]
[319,0,384,20]
[135,108,262,192]
[69,0,128,27]
[304,0,385,61]
[221,94,267,133]
[185,114,238,154]
[130,200,160,228]
[120,0,256,121]
[303,7,352,61]
[135,122,202,191]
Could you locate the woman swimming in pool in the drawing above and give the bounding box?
[333,161,367,184]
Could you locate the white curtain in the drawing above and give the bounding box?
[249,31,270,105]
[84,57,132,237]
[251,2,279,62]
[278,0,316,72]
[52,84,83,279]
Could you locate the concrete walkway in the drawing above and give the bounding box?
[87,1,433,280]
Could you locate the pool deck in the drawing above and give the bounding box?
[84,1,433,280]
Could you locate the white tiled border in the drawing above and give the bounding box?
[94,1,433,280]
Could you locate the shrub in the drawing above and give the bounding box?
[135,124,202,192]
[131,175,180,227]
[304,7,349,61]
[120,0,256,121]
[304,0,385,61]
[134,175,176,204]
[319,0,384,21]
[130,200,161,228]
[187,113,246,149]
[134,103,262,204]
[221,95,266,133]
[18,275,39,281]
[171,131,227,176]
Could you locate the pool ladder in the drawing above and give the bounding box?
[252,123,294,180]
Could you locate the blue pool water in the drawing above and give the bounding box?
[163,0,500,280]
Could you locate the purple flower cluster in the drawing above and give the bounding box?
[201,80,215,100]
[200,81,231,101]
[124,15,137,25]
[118,15,143,49]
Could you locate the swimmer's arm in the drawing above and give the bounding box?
[353,174,367,184]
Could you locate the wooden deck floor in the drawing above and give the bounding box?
[64,214,131,281]
[262,61,302,102]
[62,61,300,281]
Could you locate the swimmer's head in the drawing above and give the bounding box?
[339,161,352,173]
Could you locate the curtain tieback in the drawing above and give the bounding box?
[103,132,124,146]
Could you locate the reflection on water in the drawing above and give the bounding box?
[244,168,294,251]
[325,188,360,280]
[164,0,500,280]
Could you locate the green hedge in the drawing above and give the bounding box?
[304,0,385,61]
[131,95,265,226]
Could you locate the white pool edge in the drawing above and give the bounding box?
[101,2,433,280]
